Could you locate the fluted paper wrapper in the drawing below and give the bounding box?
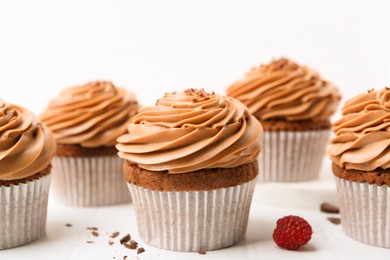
[258,130,330,182]
[336,177,390,248]
[51,156,131,207]
[128,179,256,251]
[0,175,50,250]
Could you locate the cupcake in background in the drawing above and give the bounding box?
[0,99,56,250]
[329,88,390,248]
[41,81,139,206]
[227,58,341,182]
[116,88,262,251]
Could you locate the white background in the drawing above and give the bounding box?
[1,0,390,115]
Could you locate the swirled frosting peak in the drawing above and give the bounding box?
[329,88,390,171]
[40,81,139,148]
[0,100,56,181]
[227,58,341,121]
[116,88,262,174]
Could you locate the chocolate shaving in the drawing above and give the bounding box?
[198,249,207,255]
[123,240,138,250]
[137,247,145,254]
[110,231,120,238]
[87,226,98,231]
[320,202,340,214]
[120,234,131,244]
[327,217,341,225]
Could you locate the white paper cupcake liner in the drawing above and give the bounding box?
[258,130,330,182]
[51,156,131,207]
[336,177,390,248]
[128,178,256,252]
[0,174,51,250]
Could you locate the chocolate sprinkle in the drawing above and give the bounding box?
[120,234,131,244]
[327,217,341,225]
[320,202,340,214]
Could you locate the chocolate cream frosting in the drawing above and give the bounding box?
[329,88,390,171]
[227,58,340,121]
[40,81,139,148]
[0,100,56,181]
[116,89,262,174]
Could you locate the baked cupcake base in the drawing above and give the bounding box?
[0,168,51,250]
[51,144,131,207]
[125,161,258,251]
[258,120,330,182]
[333,163,390,248]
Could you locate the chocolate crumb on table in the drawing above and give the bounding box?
[86,241,95,244]
[110,231,120,238]
[87,226,99,231]
[320,202,340,214]
[137,247,145,254]
[327,217,341,225]
[123,240,138,250]
[92,231,99,237]
[65,223,72,227]
[198,249,206,255]
[123,256,127,260]
[120,234,131,244]
[108,241,114,246]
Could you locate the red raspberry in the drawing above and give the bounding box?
[272,215,313,250]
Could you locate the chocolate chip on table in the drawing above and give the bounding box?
[320,202,340,214]
[120,234,131,244]
[137,247,145,254]
[327,217,341,225]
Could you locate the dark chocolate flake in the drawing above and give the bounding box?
[137,247,145,254]
[327,217,341,225]
[320,202,340,214]
[120,234,131,244]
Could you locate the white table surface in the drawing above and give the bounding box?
[1,159,389,260]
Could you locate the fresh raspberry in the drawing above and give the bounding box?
[272,215,313,250]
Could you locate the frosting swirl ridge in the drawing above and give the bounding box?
[116,89,262,174]
[0,100,56,180]
[227,58,340,121]
[329,88,390,171]
[40,81,139,147]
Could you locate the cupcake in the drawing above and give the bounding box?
[329,88,390,248]
[40,81,139,206]
[116,88,262,251]
[0,100,56,250]
[227,58,341,182]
